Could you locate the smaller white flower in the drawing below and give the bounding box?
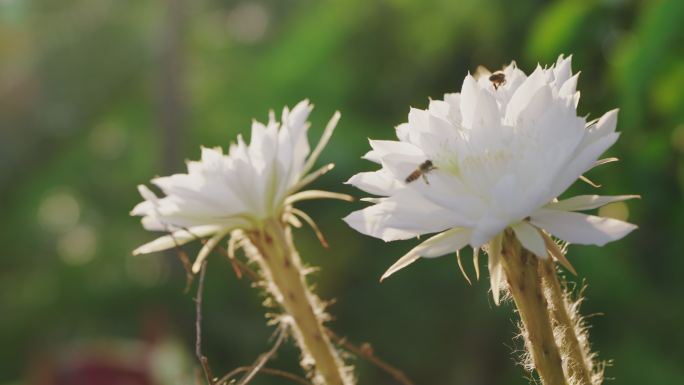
[344,55,638,304]
[131,100,349,271]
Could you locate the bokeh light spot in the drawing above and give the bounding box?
[57,225,97,265]
[37,191,81,233]
[226,2,270,44]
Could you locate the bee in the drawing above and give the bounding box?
[489,71,506,90]
[405,160,436,184]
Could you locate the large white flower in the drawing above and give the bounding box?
[132,100,347,271]
[344,55,638,302]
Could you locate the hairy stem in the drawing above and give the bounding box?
[248,218,349,385]
[501,233,567,385]
[541,260,593,385]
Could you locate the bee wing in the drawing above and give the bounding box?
[474,65,491,80]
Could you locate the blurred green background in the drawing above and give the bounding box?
[1,0,683,384]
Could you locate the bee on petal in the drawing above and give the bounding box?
[475,66,506,90]
[405,160,436,184]
[488,71,506,90]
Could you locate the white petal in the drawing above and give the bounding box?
[133,225,223,255]
[345,169,403,196]
[473,89,501,130]
[512,221,548,258]
[286,99,313,135]
[553,54,573,86]
[403,108,431,145]
[137,184,159,202]
[428,99,450,118]
[370,143,427,182]
[559,73,579,98]
[343,188,466,242]
[515,84,552,126]
[362,148,382,164]
[368,139,424,159]
[546,194,640,212]
[501,62,527,97]
[470,216,508,248]
[411,171,486,220]
[530,209,637,246]
[549,132,619,200]
[443,93,462,125]
[380,227,471,281]
[505,65,546,123]
[140,215,166,231]
[591,108,618,138]
[460,74,479,128]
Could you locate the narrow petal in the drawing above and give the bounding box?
[301,111,340,176]
[291,163,335,192]
[546,194,640,212]
[487,233,505,306]
[192,230,229,273]
[380,228,471,281]
[286,190,354,205]
[541,231,577,275]
[512,221,548,258]
[591,157,619,169]
[456,250,472,285]
[133,225,222,255]
[579,175,602,188]
[530,209,637,246]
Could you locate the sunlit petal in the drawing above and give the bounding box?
[530,209,637,246]
[381,227,471,281]
[512,221,548,258]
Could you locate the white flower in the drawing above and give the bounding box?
[343,55,638,302]
[131,100,348,271]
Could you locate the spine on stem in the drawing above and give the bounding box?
[246,217,353,385]
[500,231,567,385]
[541,259,602,385]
